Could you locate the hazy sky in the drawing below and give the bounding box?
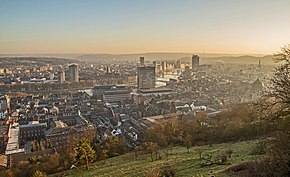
[0,0,289,54]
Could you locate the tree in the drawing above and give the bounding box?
[12,161,34,177]
[255,45,290,176]
[144,142,159,162]
[32,170,47,177]
[104,136,125,157]
[134,145,143,160]
[184,134,193,153]
[28,156,40,172]
[75,138,96,169]
[259,45,290,119]
[195,145,205,160]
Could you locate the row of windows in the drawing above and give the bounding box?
[21,133,44,138]
[47,135,68,142]
[21,130,44,134]
[21,126,46,129]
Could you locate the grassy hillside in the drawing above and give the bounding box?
[55,140,264,177]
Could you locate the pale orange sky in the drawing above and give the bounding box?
[0,0,289,55]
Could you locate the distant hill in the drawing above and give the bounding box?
[0,52,275,65]
[202,55,274,65]
[75,53,194,62]
[0,53,82,59]
[75,53,274,65]
[0,57,80,67]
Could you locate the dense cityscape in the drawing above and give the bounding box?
[0,54,275,172]
[1,0,289,176]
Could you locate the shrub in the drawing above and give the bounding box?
[249,141,266,155]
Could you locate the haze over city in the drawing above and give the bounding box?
[1,0,290,54]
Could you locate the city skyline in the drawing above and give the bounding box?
[1,0,290,54]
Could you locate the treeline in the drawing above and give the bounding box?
[4,134,127,177]
[142,103,274,148]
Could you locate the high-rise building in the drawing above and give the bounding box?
[68,64,79,82]
[58,71,65,83]
[49,73,54,80]
[137,66,155,90]
[152,61,157,67]
[106,66,111,74]
[161,61,166,78]
[140,57,145,66]
[192,54,200,71]
[152,61,157,73]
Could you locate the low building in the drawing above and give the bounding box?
[133,88,174,105]
[93,85,113,100]
[93,85,131,103]
[46,124,96,149]
[103,89,131,103]
[19,121,47,141]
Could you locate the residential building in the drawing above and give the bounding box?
[19,121,47,141]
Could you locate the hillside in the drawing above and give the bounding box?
[0,57,80,68]
[75,53,274,65]
[54,140,264,177]
[203,55,274,65]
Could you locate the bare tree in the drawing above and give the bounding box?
[259,45,290,120]
[255,45,290,177]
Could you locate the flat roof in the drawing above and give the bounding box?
[5,124,25,155]
[144,113,180,123]
[138,88,173,94]
[54,120,67,128]
[104,90,130,95]
[19,121,47,128]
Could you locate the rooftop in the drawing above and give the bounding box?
[138,88,173,94]
[0,125,9,137]
[5,123,25,155]
[19,121,47,128]
[54,120,68,128]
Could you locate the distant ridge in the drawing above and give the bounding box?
[75,53,274,65]
[0,53,82,58]
[0,56,80,66]
[0,52,274,65]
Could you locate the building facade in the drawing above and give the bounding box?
[19,121,47,141]
[93,85,131,103]
[140,57,145,66]
[137,66,156,90]
[68,64,79,82]
[192,54,200,71]
[58,71,65,83]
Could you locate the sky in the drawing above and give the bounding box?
[0,0,289,55]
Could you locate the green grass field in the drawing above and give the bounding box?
[54,140,264,177]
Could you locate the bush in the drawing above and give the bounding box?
[32,170,47,177]
[250,141,266,155]
[144,164,175,177]
[159,164,176,177]
[225,149,233,158]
